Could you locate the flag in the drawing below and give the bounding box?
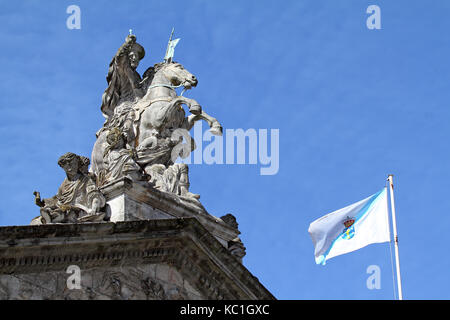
[308,188,390,265]
[164,38,180,61]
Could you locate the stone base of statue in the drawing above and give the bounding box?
[1,178,270,300]
[0,218,274,300]
[100,177,244,254]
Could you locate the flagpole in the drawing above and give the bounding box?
[387,174,403,300]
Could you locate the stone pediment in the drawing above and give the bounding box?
[0,218,274,300]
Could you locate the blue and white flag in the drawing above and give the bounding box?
[308,188,390,265]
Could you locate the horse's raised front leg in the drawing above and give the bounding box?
[173,96,222,136]
[173,97,201,115]
[186,111,223,136]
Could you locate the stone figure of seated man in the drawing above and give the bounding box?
[99,127,144,185]
[32,152,106,224]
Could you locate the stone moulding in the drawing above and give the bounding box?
[101,177,241,250]
[0,218,275,300]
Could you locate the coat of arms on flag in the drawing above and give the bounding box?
[341,216,355,240]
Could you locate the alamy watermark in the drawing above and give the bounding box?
[66,5,81,30]
[66,265,81,290]
[366,264,381,290]
[366,5,381,30]
[171,122,279,176]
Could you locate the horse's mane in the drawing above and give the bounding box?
[142,61,180,85]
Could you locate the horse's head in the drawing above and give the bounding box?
[160,62,198,89]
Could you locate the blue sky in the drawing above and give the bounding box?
[1,0,449,299]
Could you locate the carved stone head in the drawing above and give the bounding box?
[129,43,145,69]
[159,62,198,89]
[57,152,90,180]
[220,213,239,229]
[106,127,125,150]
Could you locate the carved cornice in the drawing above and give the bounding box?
[0,219,274,300]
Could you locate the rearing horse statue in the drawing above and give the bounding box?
[91,59,222,200]
[135,62,222,162]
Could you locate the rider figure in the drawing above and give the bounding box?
[101,34,146,119]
